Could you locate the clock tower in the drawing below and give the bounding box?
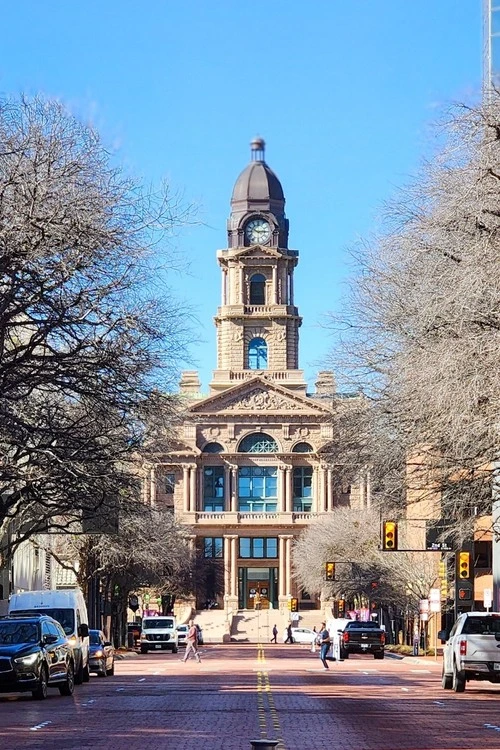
[210,138,306,394]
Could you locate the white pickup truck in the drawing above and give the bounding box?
[439,611,500,692]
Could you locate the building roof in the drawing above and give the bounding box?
[231,138,285,208]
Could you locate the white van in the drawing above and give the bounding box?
[8,588,90,683]
[140,615,178,654]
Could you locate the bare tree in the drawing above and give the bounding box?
[0,96,191,550]
[325,94,500,540]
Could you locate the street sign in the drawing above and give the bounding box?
[430,601,441,613]
[419,598,429,613]
[484,588,492,609]
[429,588,440,603]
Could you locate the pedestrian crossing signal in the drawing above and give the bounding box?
[325,562,335,581]
[382,521,398,551]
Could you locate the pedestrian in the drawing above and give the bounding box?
[318,621,331,670]
[181,619,201,663]
[271,624,278,643]
[284,623,293,644]
[254,591,261,610]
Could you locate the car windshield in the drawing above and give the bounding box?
[143,619,174,630]
[89,632,102,645]
[13,608,75,635]
[0,621,39,644]
[463,616,500,635]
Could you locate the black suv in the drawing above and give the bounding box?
[0,614,75,699]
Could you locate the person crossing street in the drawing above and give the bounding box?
[181,619,201,663]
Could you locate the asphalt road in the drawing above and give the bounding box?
[1,644,500,750]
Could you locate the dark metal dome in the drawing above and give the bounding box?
[231,138,285,207]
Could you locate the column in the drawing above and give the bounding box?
[231,466,238,512]
[320,465,328,512]
[189,465,197,512]
[223,535,231,602]
[278,467,285,513]
[230,536,238,597]
[366,469,372,508]
[278,536,286,597]
[289,270,294,305]
[272,265,278,304]
[327,468,333,512]
[285,467,292,513]
[285,536,292,597]
[224,466,231,512]
[183,466,190,513]
[149,466,156,506]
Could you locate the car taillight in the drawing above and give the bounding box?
[343,631,349,643]
[459,639,467,656]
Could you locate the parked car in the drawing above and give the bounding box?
[0,614,75,699]
[8,588,90,684]
[291,627,317,644]
[440,611,500,692]
[176,624,188,647]
[88,629,114,677]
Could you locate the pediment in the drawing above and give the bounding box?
[233,244,282,260]
[189,377,331,416]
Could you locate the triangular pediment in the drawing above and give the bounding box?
[233,244,282,260]
[189,377,332,416]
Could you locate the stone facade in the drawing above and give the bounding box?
[151,139,362,615]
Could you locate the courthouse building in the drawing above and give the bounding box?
[147,139,364,616]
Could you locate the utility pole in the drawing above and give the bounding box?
[493,463,500,612]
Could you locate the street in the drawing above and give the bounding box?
[1,644,500,750]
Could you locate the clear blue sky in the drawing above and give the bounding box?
[0,1,482,392]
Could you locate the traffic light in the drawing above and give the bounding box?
[325,562,336,581]
[382,521,398,551]
[338,599,346,617]
[290,597,298,612]
[458,588,472,601]
[458,551,471,580]
[370,581,379,592]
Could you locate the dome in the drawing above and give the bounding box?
[231,138,285,207]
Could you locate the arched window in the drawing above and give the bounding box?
[239,432,278,453]
[249,274,266,305]
[292,442,314,453]
[202,442,224,453]
[248,337,268,370]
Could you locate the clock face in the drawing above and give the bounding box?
[245,218,271,244]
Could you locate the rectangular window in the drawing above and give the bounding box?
[165,473,176,494]
[238,467,277,513]
[204,467,225,511]
[293,467,313,511]
[204,537,223,558]
[239,537,278,559]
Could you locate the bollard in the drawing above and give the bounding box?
[250,741,279,749]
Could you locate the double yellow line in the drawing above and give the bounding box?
[256,644,285,749]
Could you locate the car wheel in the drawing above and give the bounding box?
[75,656,84,685]
[452,662,465,693]
[374,652,384,660]
[32,665,48,700]
[106,660,114,676]
[172,646,178,654]
[442,666,453,690]
[140,647,148,654]
[340,648,349,660]
[59,662,75,696]
[98,659,107,677]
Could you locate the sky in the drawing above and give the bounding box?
[0,1,483,392]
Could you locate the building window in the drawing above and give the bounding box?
[204,537,223,558]
[238,467,277,512]
[165,473,176,494]
[292,442,313,453]
[239,537,278,558]
[203,467,224,512]
[249,273,266,304]
[239,433,278,453]
[202,442,224,453]
[248,337,268,370]
[293,467,313,512]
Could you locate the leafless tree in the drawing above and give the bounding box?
[0,96,192,551]
[325,94,500,541]
[293,508,438,614]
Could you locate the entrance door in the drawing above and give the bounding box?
[247,581,270,610]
